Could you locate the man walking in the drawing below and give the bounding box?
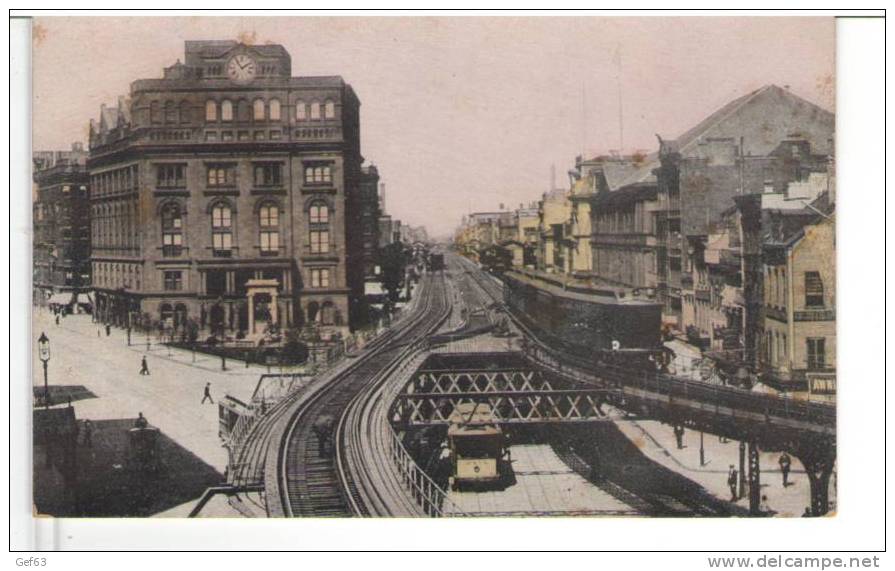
[201,382,214,404]
[727,465,739,501]
[778,452,792,487]
[139,355,150,376]
[673,425,685,449]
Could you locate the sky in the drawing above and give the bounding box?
[32,16,835,238]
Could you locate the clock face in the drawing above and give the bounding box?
[227,54,257,82]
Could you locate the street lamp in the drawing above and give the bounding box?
[37,332,51,409]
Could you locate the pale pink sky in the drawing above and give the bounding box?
[32,16,834,237]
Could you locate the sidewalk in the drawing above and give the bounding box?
[613,415,833,517]
[33,311,265,475]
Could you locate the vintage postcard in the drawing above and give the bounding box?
[30,15,836,521]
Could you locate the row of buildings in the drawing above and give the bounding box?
[33,40,417,338]
[456,85,836,397]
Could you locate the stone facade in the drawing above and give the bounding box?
[87,40,373,337]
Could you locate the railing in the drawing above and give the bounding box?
[381,334,467,517]
[794,308,835,321]
[520,338,835,432]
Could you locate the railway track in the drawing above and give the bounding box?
[274,271,450,517]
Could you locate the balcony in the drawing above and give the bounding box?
[591,233,656,247]
[765,305,787,322]
[794,308,835,322]
[695,287,711,302]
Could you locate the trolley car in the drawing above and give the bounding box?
[447,403,509,491]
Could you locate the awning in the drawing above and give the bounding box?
[47,293,74,305]
[75,293,93,305]
[364,282,386,296]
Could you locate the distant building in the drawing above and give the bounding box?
[590,181,660,291]
[536,190,571,273]
[33,143,91,306]
[654,85,835,333]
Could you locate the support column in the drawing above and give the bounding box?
[270,290,278,326]
[800,445,836,516]
[738,441,746,499]
[748,440,761,516]
[247,293,255,335]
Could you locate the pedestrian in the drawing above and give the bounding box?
[134,412,148,429]
[727,465,738,501]
[105,324,111,336]
[97,328,101,337]
[802,507,812,517]
[778,452,792,487]
[139,355,150,376]
[55,314,60,326]
[673,425,685,449]
[202,382,214,404]
[82,419,94,447]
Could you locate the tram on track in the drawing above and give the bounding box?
[447,403,509,491]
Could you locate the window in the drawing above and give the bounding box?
[310,229,330,254]
[206,164,236,187]
[259,203,280,255]
[211,203,233,255]
[150,101,161,124]
[253,98,266,121]
[163,271,183,291]
[156,164,186,188]
[807,338,826,370]
[221,100,233,121]
[324,100,335,119]
[206,270,226,296]
[221,131,233,141]
[179,101,191,124]
[304,164,332,184]
[805,271,824,307]
[164,101,177,123]
[254,163,283,187]
[161,203,183,256]
[206,100,218,121]
[310,101,321,120]
[310,268,330,288]
[295,100,307,120]
[309,202,329,224]
[269,99,281,121]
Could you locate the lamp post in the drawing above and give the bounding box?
[37,332,51,410]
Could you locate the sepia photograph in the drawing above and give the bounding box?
[10,9,886,555]
[27,14,840,521]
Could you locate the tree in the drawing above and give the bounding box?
[379,242,408,302]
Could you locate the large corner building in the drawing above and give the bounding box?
[89,41,378,336]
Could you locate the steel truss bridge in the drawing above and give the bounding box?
[392,346,835,516]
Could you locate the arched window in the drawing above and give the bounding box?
[179,101,191,124]
[174,303,188,329]
[309,202,329,224]
[211,203,233,255]
[295,100,307,121]
[320,301,335,325]
[150,101,161,124]
[324,100,335,119]
[205,100,218,121]
[161,203,183,256]
[253,98,266,121]
[310,101,321,120]
[221,100,233,121]
[259,203,280,256]
[269,99,281,121]
[164,101,177,123]
[160,303,174,327]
